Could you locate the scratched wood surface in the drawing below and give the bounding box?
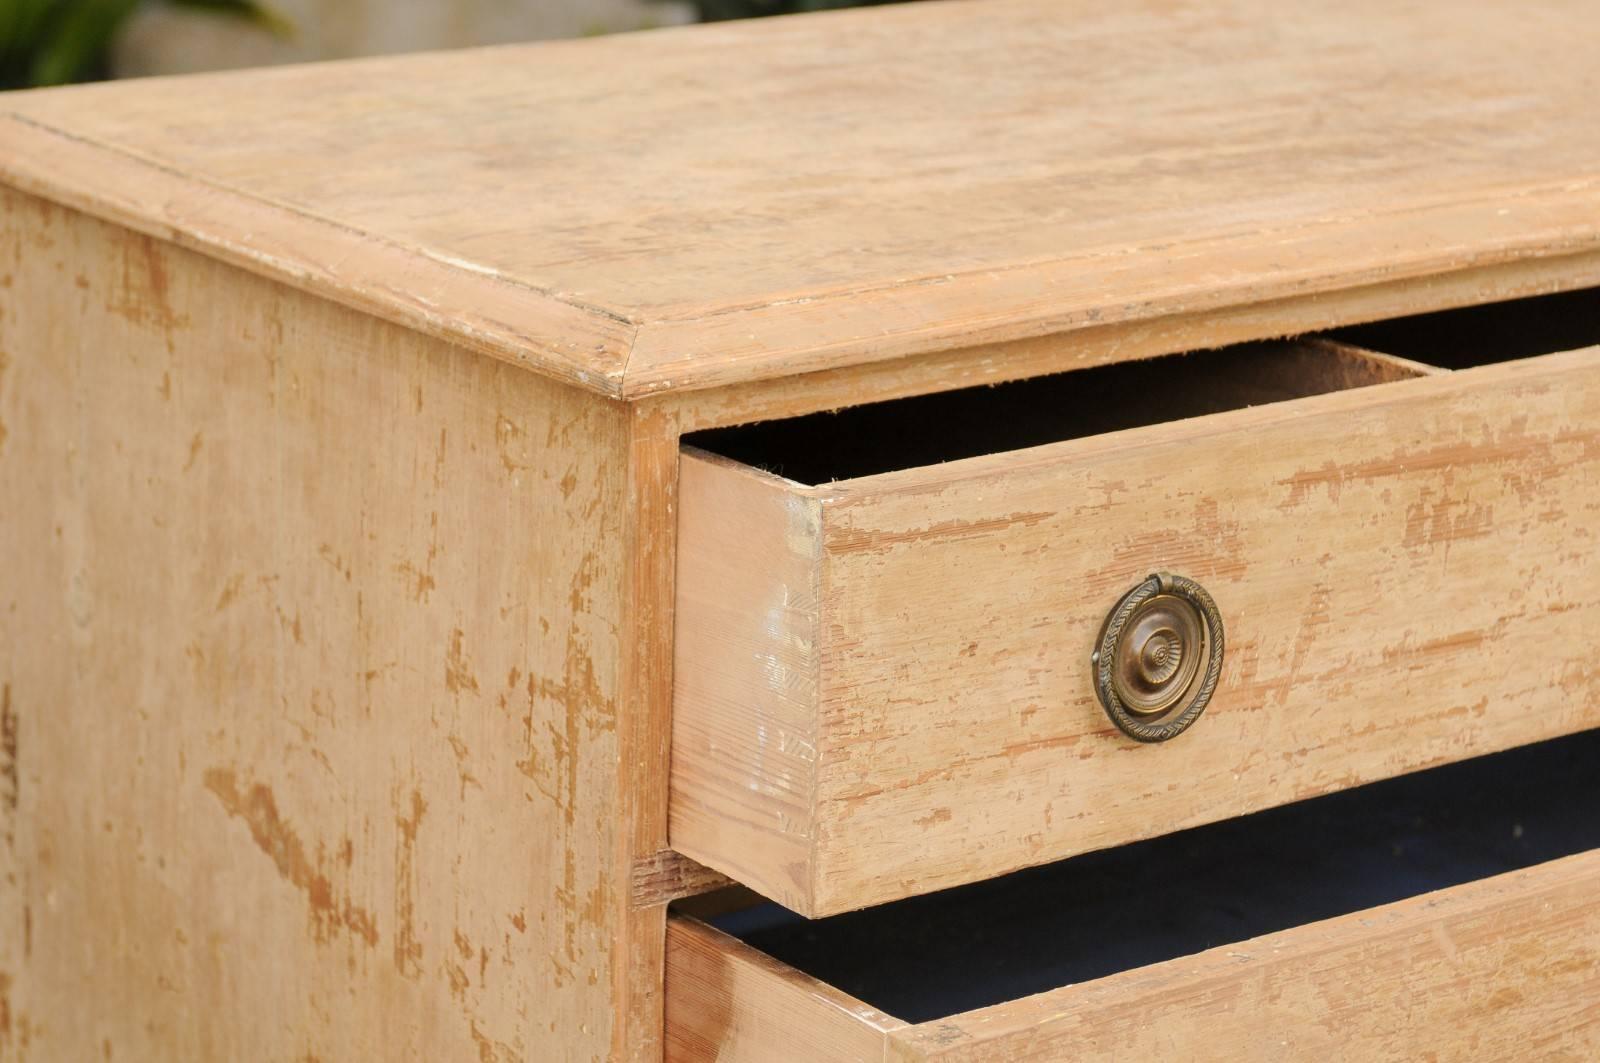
[672,345,1600,916]
[665,850,1600,1061]
[0,187,637,1061]
[7,0,1600,396]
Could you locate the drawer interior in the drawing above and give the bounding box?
[685,339,1422,484]
[687,285,1600,486]
[1332,285,1600,368]
[688,729,1600,1025]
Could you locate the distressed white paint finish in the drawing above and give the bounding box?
[0,187,634,1061]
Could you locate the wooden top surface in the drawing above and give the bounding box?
[4,0,1600,398]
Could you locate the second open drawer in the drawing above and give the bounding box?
[670,289,1600,917]
[666,732,1600,1060]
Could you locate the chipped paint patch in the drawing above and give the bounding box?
[826,509,1054,553]
[0,348,10,456]
[393,788,427,979]
[107,232,188,337]
[0,685,16,852]
[445,629,480,694]
[203,768,378,947]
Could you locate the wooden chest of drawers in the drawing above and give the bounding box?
[2,1,1598,1059]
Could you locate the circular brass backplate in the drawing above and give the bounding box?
[1092,573,1224,742]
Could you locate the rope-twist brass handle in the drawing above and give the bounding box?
[1092,572,1224,742]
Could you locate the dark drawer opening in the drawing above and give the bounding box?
[690,730,1600,1025]
[685,339,1415,485]
[1332,285,1600,369]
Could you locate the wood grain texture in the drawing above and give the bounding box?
[664,917,905,1063]
[8,0,1600,395]
[888,849,1600,1061]
[630,850,735,911]
[0,187,633,1061]
[667,851,1600,1062]
[673,346,1600,916]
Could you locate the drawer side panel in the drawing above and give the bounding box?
[670,452,825,912]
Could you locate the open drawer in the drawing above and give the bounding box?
[670,287,1600,916]
[665,734,1600,1060]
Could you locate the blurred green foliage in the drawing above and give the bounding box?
[690,0,912,20]
[0,0,288,89]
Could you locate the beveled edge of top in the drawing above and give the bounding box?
[0,111,637,397]
[6,95,1600,402]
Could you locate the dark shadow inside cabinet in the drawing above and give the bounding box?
[686,339,1410,484]
[696,730,1600,1023]
[1331,286,1600,369]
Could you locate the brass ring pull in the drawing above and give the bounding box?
[1092,572,1224,743]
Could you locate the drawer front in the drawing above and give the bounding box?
[665,849,1600,1062]
[670,345,1600,916]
